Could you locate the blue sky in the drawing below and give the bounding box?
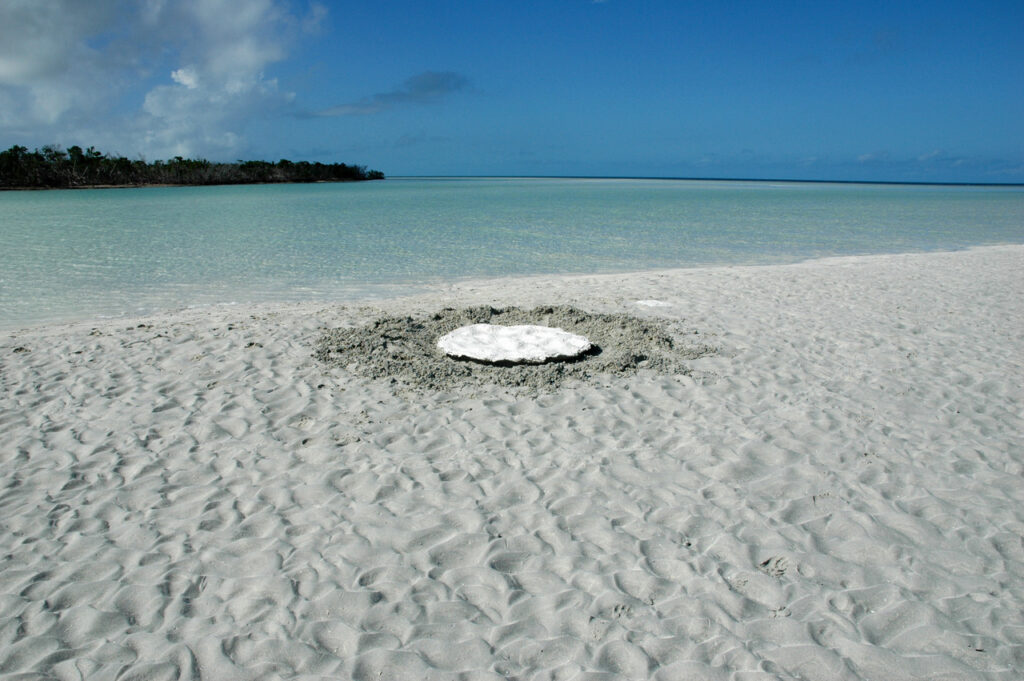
[1,1,1021,182]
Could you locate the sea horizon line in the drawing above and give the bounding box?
[387,174,1024,188]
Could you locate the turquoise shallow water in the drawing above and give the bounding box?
[1,177,1022,330]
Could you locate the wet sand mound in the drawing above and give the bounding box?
[314,305,715,393]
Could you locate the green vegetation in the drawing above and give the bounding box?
[0,145,384,189]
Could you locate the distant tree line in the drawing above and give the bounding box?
[0,144,384,189]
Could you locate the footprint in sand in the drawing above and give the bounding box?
[759,556,791,578]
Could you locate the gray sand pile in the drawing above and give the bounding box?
[314,305,715,393]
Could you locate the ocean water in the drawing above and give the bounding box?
[1,177,1022,330]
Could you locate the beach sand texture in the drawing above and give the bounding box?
[1,246,1022,680]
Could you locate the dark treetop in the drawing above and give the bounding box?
[0,145,384,189]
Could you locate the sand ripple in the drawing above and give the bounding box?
[1,246,1022,680]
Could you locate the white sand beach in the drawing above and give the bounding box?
[1,245,1022,680]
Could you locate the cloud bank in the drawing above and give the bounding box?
[0,0,325,159]
[315,71,470,117]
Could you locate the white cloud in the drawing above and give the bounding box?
[302,2,328,33]
[0,1,113,86]
[0,1,122,130]
[0,0,320,159]
[171,67,200,90]
[857,152,890,163]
